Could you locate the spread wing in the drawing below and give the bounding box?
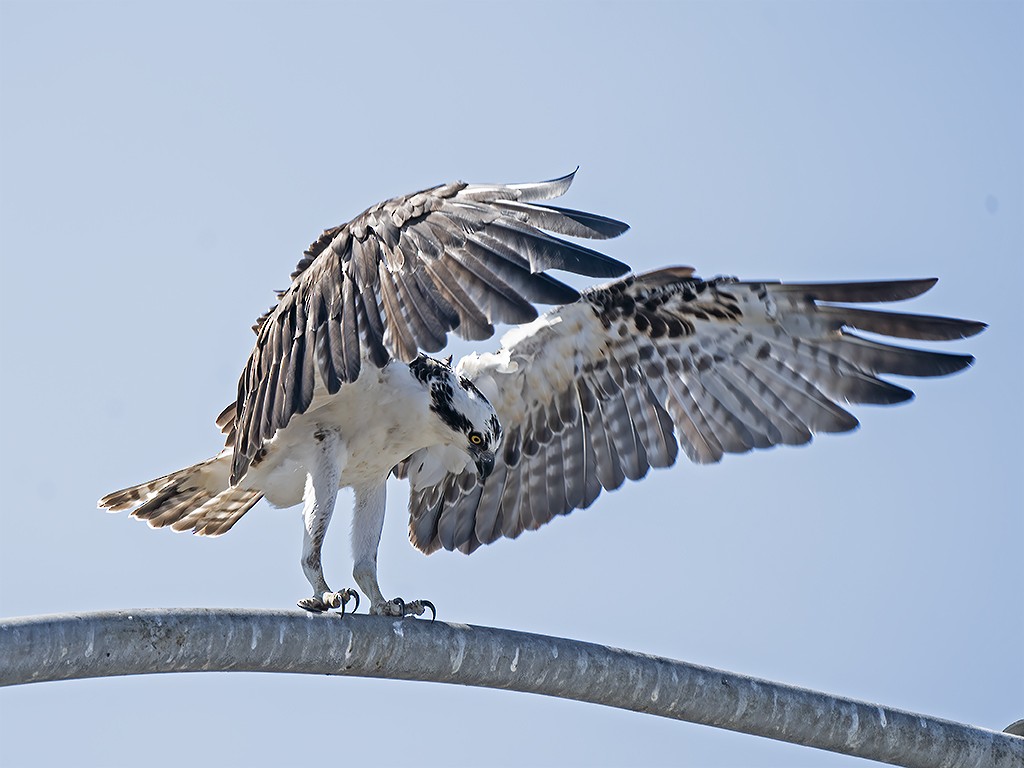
[407,267,985,555]
[228,171,630,483]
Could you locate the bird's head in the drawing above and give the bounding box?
[411,354,502,481]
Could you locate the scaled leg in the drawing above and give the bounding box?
[296,428,356,614]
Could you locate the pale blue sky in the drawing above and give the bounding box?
[1,2,1021,766]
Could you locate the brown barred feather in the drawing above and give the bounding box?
[99,454,263,537]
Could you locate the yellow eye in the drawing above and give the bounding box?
[470,433,483,445]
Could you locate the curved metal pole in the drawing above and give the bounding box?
[1,609,1019,768]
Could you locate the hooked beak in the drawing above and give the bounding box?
[475,450,495,481]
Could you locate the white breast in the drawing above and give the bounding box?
[247,362,454,508]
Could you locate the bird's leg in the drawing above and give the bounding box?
[351,480,435,620]
[351,481,388,610]
[296,428,357,614]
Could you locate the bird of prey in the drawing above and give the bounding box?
[99,171,984,618]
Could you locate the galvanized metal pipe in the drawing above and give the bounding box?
[1,609,1019,767]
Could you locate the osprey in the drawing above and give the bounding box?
[99,171,984,617]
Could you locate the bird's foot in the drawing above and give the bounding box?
[371,597,436,621]
[297,588,360,615]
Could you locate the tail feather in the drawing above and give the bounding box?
[137,487,210,528]
[98,452,263,536]
[174,488,264,536]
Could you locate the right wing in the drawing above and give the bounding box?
[406,268,985,554]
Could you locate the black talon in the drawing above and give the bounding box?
[335,589,359,618]
[420,600,436,622]
[391,597,405,615]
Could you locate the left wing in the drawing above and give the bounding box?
[407,267,985,555]
[227,172,629,483]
